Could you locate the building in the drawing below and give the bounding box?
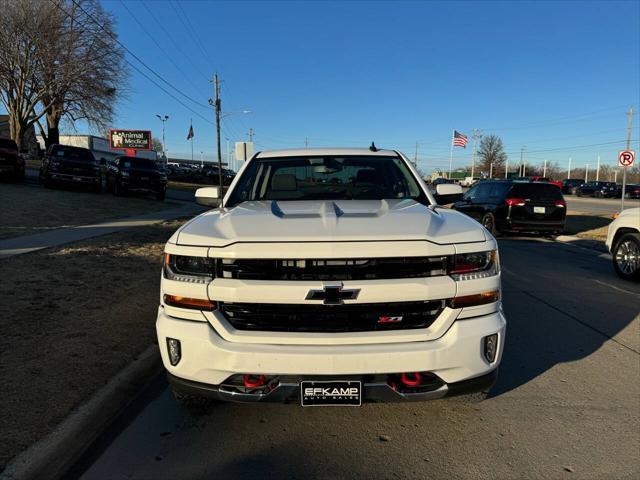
[0,115,39,155]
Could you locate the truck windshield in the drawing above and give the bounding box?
[226,155,424,206]
[51,145,95,162]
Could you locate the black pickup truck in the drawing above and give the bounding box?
[40,144,104,192]
[106,156,167,201]
[0,137,25,182]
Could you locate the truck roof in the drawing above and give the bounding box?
[256,147,399,158]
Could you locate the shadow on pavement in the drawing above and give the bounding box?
[489,237,639,397]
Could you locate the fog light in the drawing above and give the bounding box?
[484,334,498,363]
[166,338,181,366]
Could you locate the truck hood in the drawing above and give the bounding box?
[174,199,486,247]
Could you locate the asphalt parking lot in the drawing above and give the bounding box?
[73,237,640,480]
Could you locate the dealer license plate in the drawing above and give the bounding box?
[300,380,362,407]
[534,206,545,214]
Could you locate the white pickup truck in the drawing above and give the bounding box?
[157,147,506,407]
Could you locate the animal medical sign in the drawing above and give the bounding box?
[109,130,152,151]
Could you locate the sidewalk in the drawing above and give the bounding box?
[0,202,203,259]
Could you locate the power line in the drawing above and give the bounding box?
[49,0,214,126]
[140,0,210,81]
[169,0,213,64]
[65,0,212,112]
[118,0,203,95]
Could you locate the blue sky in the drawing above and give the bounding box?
[96,0,639,173]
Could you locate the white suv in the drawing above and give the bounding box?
[606,207,640,281]
[157,147,506,407]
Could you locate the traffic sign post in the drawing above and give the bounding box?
[618,150,635,211]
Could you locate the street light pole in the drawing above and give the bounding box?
[156,114,169,165]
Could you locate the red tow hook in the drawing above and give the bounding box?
[401,372,422,387]
[243,374,266,388]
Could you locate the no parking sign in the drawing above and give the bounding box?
[618,150,635,167]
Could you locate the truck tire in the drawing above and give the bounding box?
[113,180,125,196]
[612,232,640,281]
[481,213,499,237]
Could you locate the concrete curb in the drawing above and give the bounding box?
[555,235,609,253]
[0,345,163,480]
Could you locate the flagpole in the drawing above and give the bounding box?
[190,118,194,163]
[448,129,454,179]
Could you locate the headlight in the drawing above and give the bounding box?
[164,254,216,283]
[449,250,499,281]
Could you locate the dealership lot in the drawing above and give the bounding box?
[1,184,638,479]
[74,237,639,480]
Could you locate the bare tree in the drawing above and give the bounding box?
[0,0,127,149]
[37,0,127,147]
[152,137,164,153]
[477,134,507,177]
[0,1,59,149]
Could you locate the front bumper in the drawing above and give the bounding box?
[503,219,565,233]
[167,369,498,403]
[156,306,506,403]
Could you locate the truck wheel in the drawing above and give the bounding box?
[172,389,216,415]
[155,189,166,201]
[481,213,498,237]
[612,233,640,281]
[113,180,124,196]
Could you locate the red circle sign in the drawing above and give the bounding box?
[618,150,635,167]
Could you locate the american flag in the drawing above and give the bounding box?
[453,130,468,148]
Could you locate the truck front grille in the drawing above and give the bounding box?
[219,300,446,332]
[220,257,447,281]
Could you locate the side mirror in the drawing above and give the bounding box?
[434,183,463,205]
[195,187,222,207]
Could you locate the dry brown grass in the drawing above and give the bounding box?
[0,219,184,469]
[564,210,613,242]
[0,183,177,239]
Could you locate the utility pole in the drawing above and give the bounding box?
[504,158,508,179]
[414,141,419,168]
[304,137,309,149]
[614,170,618,183]
[489,162,493,179]
[200,151,203,168]
[226,138,231,172]
[621,106,633,210]
[209,73,223,191]
[567,157,572,179]
[471,129,481,179]
[585,164,589,182]
[543,159,547,178]
[247,128,255,143]
[156,114,169,166]
[596,154,600,182]
[519,145,525,177]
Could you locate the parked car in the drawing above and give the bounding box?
[431,177,454,186]
[158,147,504,408]
[527,176,562,189]
[561,178,584,194]
[575,181,615,197]
[0,137,25,182]
[624,184,640,199]
[460,177,480,187]
[606,208,640,281]
[594,183,622,198]
[107,156,167,201]
[39,144,104,192]
[452,180,567,237]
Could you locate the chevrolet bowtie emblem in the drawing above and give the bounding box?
[305,283,360,305]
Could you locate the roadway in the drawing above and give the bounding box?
[72,238,640,479]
